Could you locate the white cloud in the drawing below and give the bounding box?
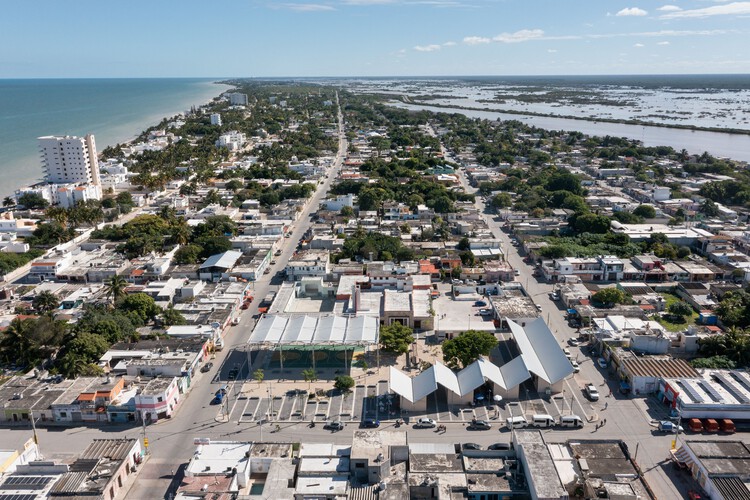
[341,0,395,4]
[634,43,645,47]
[278,3,335,11]
[414,44,442,52]
[657,41,670,45]
[660,1,750,18]
[443,41,457,47]
[548,49,558,53]
[463,36,491,45]
[492,29,545,43]
[616,7,648,16]
[657,4,681,11]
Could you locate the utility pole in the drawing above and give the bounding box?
[141,411,150,455]
[30,416,43,459]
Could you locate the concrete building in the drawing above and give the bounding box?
[38,134,101,186]
[227,92,248,106]
[135,377,180,423]
[210,113,222,126]
[285,250,330,281]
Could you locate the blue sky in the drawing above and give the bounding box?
[1,0,749,77]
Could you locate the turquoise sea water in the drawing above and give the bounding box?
[0,78,231,198]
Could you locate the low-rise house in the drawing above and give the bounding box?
[135,377,180,423]
[285,250,330,281]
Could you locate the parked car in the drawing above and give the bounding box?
[585,384,600,401]
[658,420,684,433]
[488,442,512,451]
[535,304,543,311]
[479,309,493,316]
[467,419,492,430]
[567,337,580,347]
[201,362,213,373]
[597,357,608,369]
[474,300,487,307]
[462,443,482,450]
[415,417,436,428]
[270,260,277,265]
[324,420,345,431]
[549,292,560,301]
[361,419,380,428]
[570,360,580,373]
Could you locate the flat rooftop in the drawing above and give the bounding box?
[350,430,407,463]
[185,442,250,476]
[686,441,750,475]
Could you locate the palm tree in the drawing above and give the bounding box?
[0,318,33,366]
[3,196,15,207]
[172,219,191,246]
[105,274,128,305]
[32,291,59,313]
[302,368,318,392]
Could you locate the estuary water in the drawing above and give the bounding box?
[393,102,750,163]
[0,78,231,198]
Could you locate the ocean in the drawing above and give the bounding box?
[0,78,231,199]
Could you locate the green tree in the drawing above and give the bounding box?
[161,307,187,327]
[572,213,611,234]
[32,290,59,313]
[334,375,355,392]
[105,274,129,305]
[17,192,49,210]
[633,204,656,219]
[691,355,736,369]
[118,292,161,325]
[55,331,110,378]
[677,246,692,259]
[668,301,694,319]
[442,330,498,369]
[379,322,414,355]
[701,198,720,217]
[491,193,512,209]
[451,266,462,279]
[3,196,15,207]
[302,368,318,391]
[716,290,750,328]
[457,237,470,251]
[340,206,354,217]
[592,288,628,307]
[174,244,203,264]
[253,368,265,384]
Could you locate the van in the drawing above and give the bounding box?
[720,419,736,434]
[703,418,719,433]
[531,414,555,428]
[506,416,528,429]
[687,418,703,433]
[559,415,584,428]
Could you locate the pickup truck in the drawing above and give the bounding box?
[584,384,600,401]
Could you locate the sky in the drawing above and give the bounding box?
[1,0,749,77]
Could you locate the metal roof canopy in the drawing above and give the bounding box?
[247,314,379,346]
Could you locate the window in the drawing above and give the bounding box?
[157,397,163,402]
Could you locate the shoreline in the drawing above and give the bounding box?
[1,80,233,199]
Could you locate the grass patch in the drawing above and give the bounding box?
[652,293,699,332]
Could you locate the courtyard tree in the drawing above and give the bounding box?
[442,330,498,369]
[32,291,59,313]
[302,368,318,391]
[334,375,355,392]
[668,301,694,320]
[379,322,414,355]
[592,288,628,307]
[632,204,656,219]
[253,368,265,384]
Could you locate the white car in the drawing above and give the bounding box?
[585,384,600,401]
[415,417,436,428]
[570,360,580,373]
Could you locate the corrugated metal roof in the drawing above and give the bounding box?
[79,439,137,461]
[622,358,698,379]
[49,471,87,494]
[199,250,243,270]
[712,476,750,500]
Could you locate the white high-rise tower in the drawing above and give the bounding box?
[38,134,101,186]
